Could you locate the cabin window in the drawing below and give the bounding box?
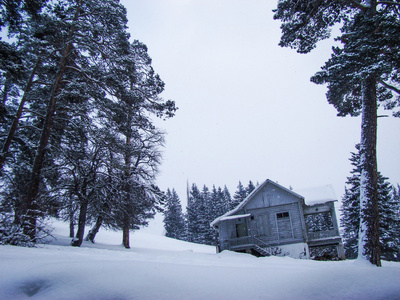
[276,212,289,219]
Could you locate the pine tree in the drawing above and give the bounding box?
[198,185,211,244]
[274,1,400,266]
[0,0,176,246]
[222,185,232,212]
[96,38,173,248]
[205,185,227,245]
[230,181,247,209]
[186,183,202,243]
[184,183,233,245]
[0,0,133,241]
[246,180,256,196]
[341,144,400,260]
[380,183,400,261]
[164,189,186,240]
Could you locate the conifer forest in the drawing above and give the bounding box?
[0,0,176,249]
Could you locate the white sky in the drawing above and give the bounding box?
[121,0,400,207]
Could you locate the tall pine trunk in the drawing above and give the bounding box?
[22,2,82,241]
[122,111,132,249]
[357,75,381,266]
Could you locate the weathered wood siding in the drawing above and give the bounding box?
[217,182,306,249]
[247,203,305,245]
[243,182,300,209]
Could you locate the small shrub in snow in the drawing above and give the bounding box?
[0,213,53,247]
[0,214,35,247]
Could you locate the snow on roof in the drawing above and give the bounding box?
[295,184,337,205]
[218,214,251,222]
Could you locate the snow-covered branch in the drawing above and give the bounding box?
[377,1,400,6]
[378,80,400,95]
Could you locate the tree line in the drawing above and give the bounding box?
[163,181,256,245]
[164,152,400,261]
[340,144,400,261]
[0,0,176,248]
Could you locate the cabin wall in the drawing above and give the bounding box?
[244,183,305,245]
[217,182,306,250]
[247,203,305,245]
[217,216,249,251]
[243,183,300,209]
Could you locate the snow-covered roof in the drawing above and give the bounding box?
[295,184,337,206]
[211,179,303,227]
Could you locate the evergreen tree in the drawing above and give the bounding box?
[246,180,256,196]
[198,185,211,244]
[0,0,176,246]
[186,183,202,243]
[274,0,400,266]
[380,182,400,261]
[205,185,227,245]
[230,181,247,209]
[0,0,134,241]
[214,186,229,219]
[222,185,232,212]
[164,189,186,240]
[341,144,400,260]
[97,38,173,248]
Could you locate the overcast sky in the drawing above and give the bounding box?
[121,0,400,207]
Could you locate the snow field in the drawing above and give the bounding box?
[0,219,399,299]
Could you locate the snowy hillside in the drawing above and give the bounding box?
[1,218,400,300]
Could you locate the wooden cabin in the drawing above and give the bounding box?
[211,179,345,259]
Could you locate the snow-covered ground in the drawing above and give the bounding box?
[1,218,400,300]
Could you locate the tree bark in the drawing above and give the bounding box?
[85,215,103,243]
[122,217,130,249]
[357,75,381,266]
[69,207,75,238]
[71,198,88,247]
[122,110,132,249]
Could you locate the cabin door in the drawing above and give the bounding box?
[236,223,248,238]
